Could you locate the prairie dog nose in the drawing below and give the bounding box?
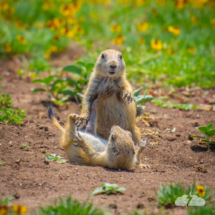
[110,65,117,69]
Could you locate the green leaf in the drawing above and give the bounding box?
[32,88,46,93]
[76,62,86,67]
[198,126,208,135]
[62,65,82,75]
[32,75,56,86]
[77,93,83,99]
[116,187,126,192]
[133,88,142,97]
[190,135,204,139]
[57,159,67,164]
[207,129,215,137]
[92,188,105,195]
[136,95,153,105]
[206,124,214,131]
[86,63,94,72]
[65,78,77,86]
[43,75,56,86]
[61,90,75,97]
[32,79,45,84]
[192,105,198,110]
[51,79,65,86]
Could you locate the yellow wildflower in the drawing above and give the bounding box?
[190,0,208,8]
[53,35,60,41]
[0,3,8,11]
[168,26,181,36]
[188,47,196,53]
[15,20,23,30]
[138,38,145,43]
[59,3,81,16]
[196,185,206,197]
[66,16,77,24]
[167,49,174,55]
[103,0,110,4]
[44,50,52,59]
[16,35,27,44]
[61,26,76,39]
[30,72,38,79]
[211,18,215,27]
[151,40,163,51]
[43,1,55,11]
[50,46,57,52]
[12,204,28,214]
[135,0,144,6]
[8,6,15,14]
[156,0,166,6]
[111,24,121,32]
[34,21,45,29]
[111,35,124,45]
[137,22,149,32]
[47,18,64,31]
[175,0,188,9]
[73,25,84,35]
[117,0,130,5]
[5,43,12,52]
[0,205,9,214]
[96,0,110,4]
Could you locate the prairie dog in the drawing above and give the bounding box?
[48,106,146,170]
[77,49,141,145]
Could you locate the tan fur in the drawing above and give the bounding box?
[50,113,145,170]
[81,49,141,145]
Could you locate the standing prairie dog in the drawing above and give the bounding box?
[76,49,141,145]
[48,106,146,170]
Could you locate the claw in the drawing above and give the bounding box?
[122,92,126,100]
[122,91,133,103]
[139,163,150,169]
[77,120,82,127]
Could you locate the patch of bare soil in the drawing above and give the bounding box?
[0,60,215,215]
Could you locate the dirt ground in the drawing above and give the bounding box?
[0,57,215,215]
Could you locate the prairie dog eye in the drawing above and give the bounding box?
[112,147,119,154]
[119,55,122,59]
[101,53,105,59]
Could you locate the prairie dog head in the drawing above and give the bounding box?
[94,49,126,78]
[107,125,136,170]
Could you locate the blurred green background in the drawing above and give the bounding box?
[0,0,215,88]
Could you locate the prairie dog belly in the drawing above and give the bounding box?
[95,92,136,139]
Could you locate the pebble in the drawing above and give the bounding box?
[15,159,20,164]
[187,140,192,145]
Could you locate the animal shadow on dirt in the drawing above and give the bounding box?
[190,145,215,153]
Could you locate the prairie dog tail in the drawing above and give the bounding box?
[48,106,65,133]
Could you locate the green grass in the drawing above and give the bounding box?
[36,196,110,215]
[187,205,215,215]
[1,1,214,87]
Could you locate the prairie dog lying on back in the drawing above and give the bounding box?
[48,97,146,170]
[76,49,141,145]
